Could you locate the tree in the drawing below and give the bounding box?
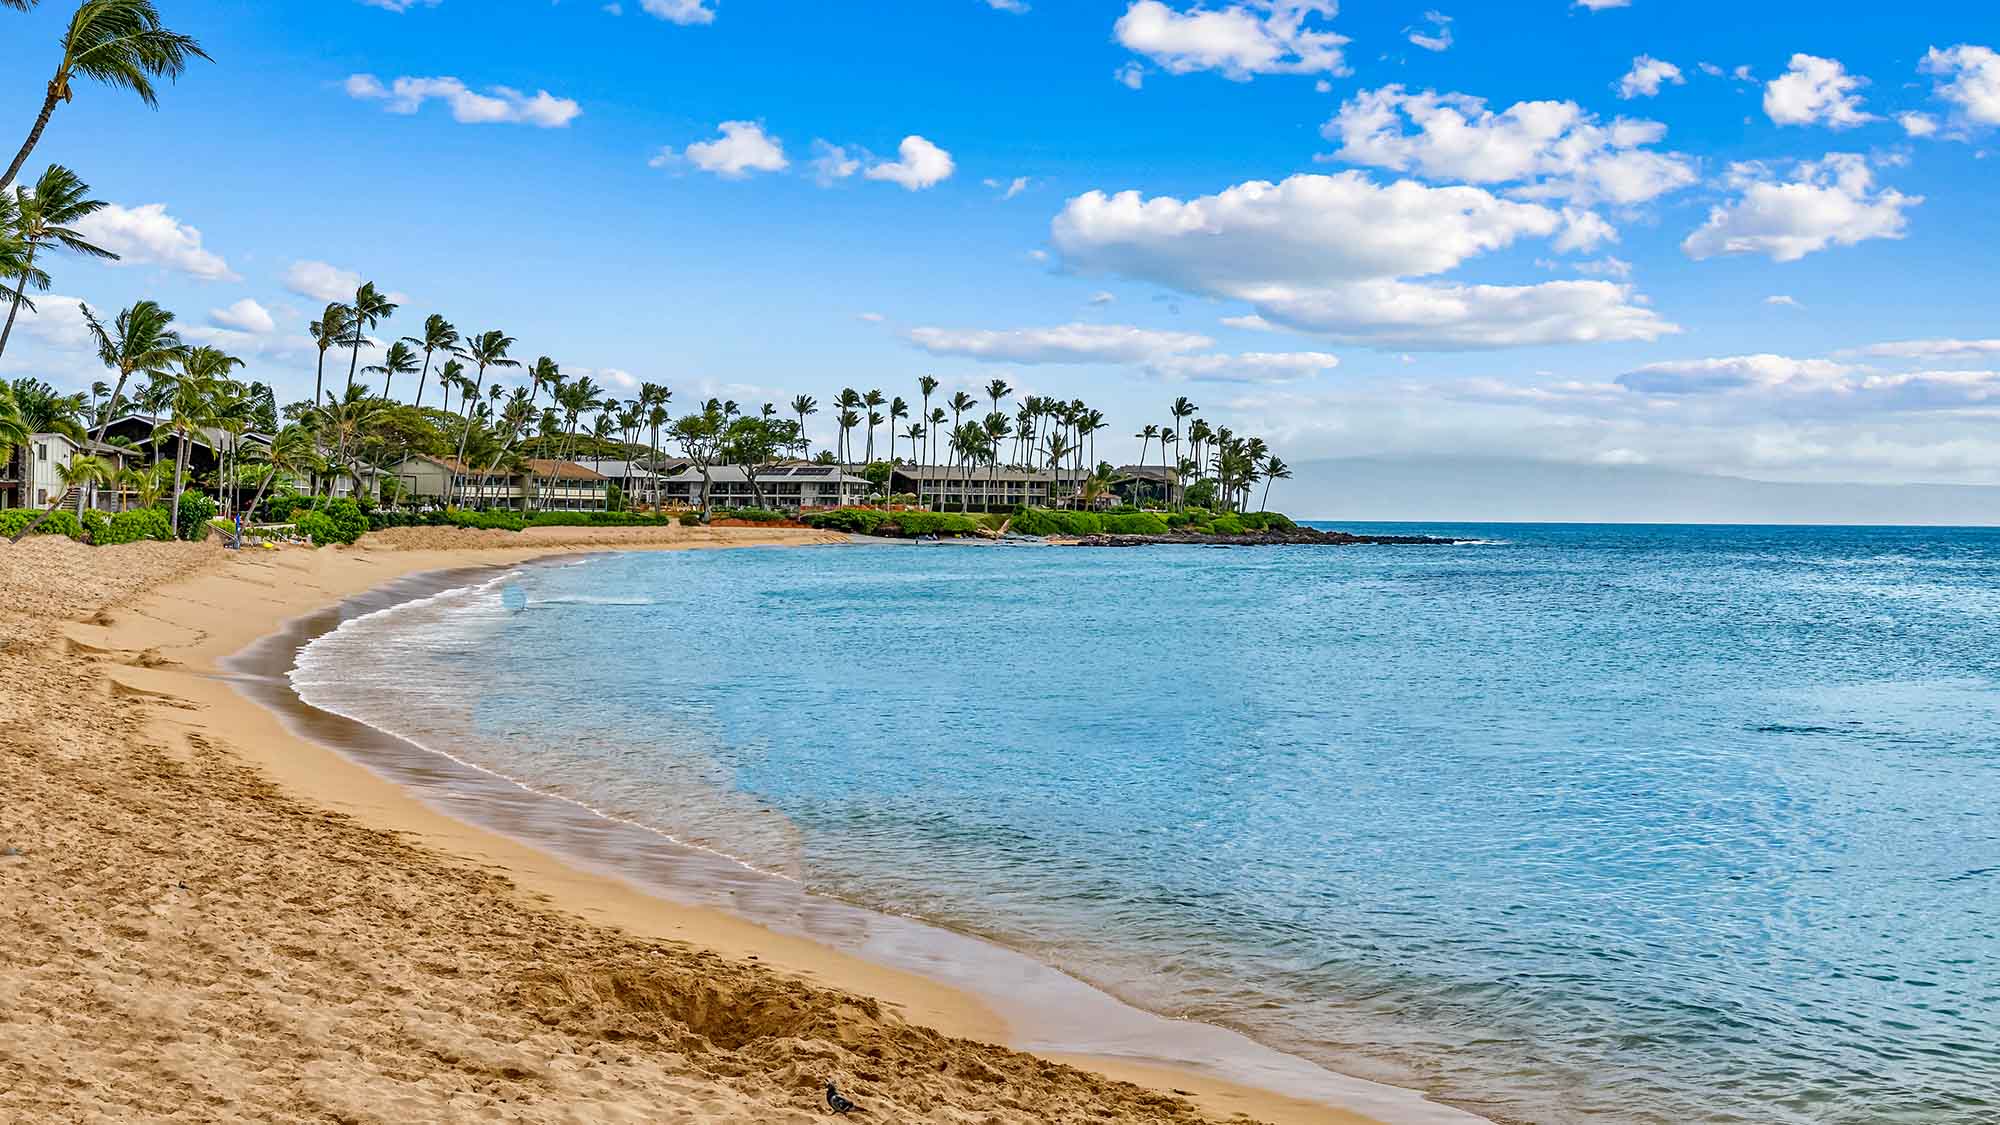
[0,381,27,494]
[402,313,459,410]
[308,302,350,413]
[948,419,986,513]
[1,0,213,192]
[1259,454,1289,513]
[366,339,419,400]
[0,164,114,360]
[1169,396,1196,509]
[916,374,939,504]
[454,329,518,502]
[235,425,311,542]
[159,344,241,532]
[435,358,465,417]
[834,388,861,462]
[888,396,908,464]
[720,414,800,509]
[669,404,724,518]
[84,299,180,443]
[790,393,817,459]
[339,281,397,399]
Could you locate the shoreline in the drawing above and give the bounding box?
[41,526,1478,1124]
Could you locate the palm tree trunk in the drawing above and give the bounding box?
[0,85,61,194]
[170,436,188,539]
[0,242,37,360]
[8,490,71,544]
[93,370,132,445]
[413,348,434,410]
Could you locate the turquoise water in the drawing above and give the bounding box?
[293,525,2000,1123]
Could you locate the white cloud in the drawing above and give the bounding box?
[864,135,955,190]
[1921,44,2000,129]
[282,260,363,302]
[984,175,1033,199]
[1406,10,1451,53]
[1764,294,1804,309]
[810,141,861,185]
[1853,338,2000,360]
[1115,62,1147,90]
[1322,86,1698,206]
[358,0,441,10]
[684,121,788,178]
[1113,0,1348,81]
[1898,112,1940,137]
[1698,62,1724,78]
[640,0,715,24]
[1618,55,1684,99]
[905,323,1213,364]
[1570,255,1633,278]
[72,203,236,281]
[1222,313,1279,331]
[1088,291,1117,305]
[1763,54,1874,128]
[1682,154,1919,262]
[1618,354,1854,394]
[344,74,581,127]
[1148,350,1340,382]
[13,294,91,350]
[211,298,276,334]
[1574,0,1630,9]
[983,0,1030,11]
[1051,172,1675,349]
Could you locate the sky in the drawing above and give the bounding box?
[2,0,1998,502]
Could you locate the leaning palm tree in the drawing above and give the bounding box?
[2,0,214,192]
[0,164,115,360]
[84,299,180,443]
[10,451,109,542]
[307,301,350,409]
[401,313,459,410]
[434,358,466,417]
[365,339,419,400]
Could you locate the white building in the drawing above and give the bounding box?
[658,464,871,511]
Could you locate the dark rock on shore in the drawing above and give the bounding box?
[1065,527,1459,548]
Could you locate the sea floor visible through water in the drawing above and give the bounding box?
[270,524,2000,1124]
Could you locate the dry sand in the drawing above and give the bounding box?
[0,525,1383,1124]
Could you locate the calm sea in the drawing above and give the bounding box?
[290,524,2000,1124]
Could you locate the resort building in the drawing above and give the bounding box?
[656,464,871,510]
[1111,465,1177,508]
[392,454,610,511]
[889,465,1061,511]
[579,458,687,507]
[0,432,137,512]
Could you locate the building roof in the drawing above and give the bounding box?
[1115,464,1176,482]
[523,459,606,482]
[891,464,1057,483]
[582,459,663,480]
[660,464,869,485]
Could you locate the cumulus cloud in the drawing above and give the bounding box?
[280,260,406,304]
[640,0,716,24]
[1406,10,1452,53]
[1921,44,2000,129]
[905,323,1214,364]
[864,136,955,190]
[810,141,861,185]
[1898,112,1940,137]
[1222,313,1279,331]
[211,298,276,334]
[1322,86,1698,206]
[12,294,92,350]
[1682,154,1919,262]
[1618,55,1684,99]
[1113,0,1348,81]
[1051,173,1675,349]
[344,74,581,127]
[1763,54,1874,128]
[682,121,788,178]
[72,203,236,281]
[1618,354,1856,395]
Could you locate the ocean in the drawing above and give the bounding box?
[288,524,2000,1124]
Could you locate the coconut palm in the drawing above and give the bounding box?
[861,389,885,463]
[401,314,459,410]
[453,330,518,501]
[435,358,466,416]
[0,164,115,360]
[237,425,311,531]
[789,393,817,459]
[948,420,987,513]
[888,396,908,464]
[365,339,419,400]
[308,302,350,410]
[339,281,396,398]
[2,0,213,192]
[835,408,859,468]
[0,381,27,484]
[83,298,180,443]
[834,388,861,463]
[1168,396,1197,508]
[159,344,241,531]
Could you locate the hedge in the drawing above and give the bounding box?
[0,508,83,540]
[99,507,175,545]
[1102,512,1170,535]
[173,493,219,541]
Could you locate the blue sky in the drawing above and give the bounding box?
[3,0,1998,490]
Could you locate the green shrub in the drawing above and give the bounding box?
[295,511,339,545]
[678,513,702,527]
[709,507,790,524]
[0,508,83,540]
[1102,512,1169,535]
[99,507,175,545]
[319,498,368,544]
[885,511,981,536]
[257,490,312,523]
[1210,515,1248,535]
[172,493,219,541]
[1011,508,1105,537]
[1256,511,1296,530]
[803,509,886,534]
[81,508,110,543]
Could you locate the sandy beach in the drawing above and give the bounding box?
[0,526,1389,1124]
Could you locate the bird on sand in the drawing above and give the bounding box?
[826,1082,860,1115]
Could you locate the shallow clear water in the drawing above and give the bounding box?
[293,525,2000,1124]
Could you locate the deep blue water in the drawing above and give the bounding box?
[293,524,2000,1124]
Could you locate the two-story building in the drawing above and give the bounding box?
[656,464,871,511]
[393,454,609,511]
[1,432,137,512]
[889,464,1061,511]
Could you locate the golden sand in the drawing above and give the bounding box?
[0,526,1379,1124]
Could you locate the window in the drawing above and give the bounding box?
[37,443,47,461]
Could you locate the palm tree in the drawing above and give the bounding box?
[835,409,858,469]
[948,420,987,513]
[0,381,27,499]
[903,422,925,480]
[314,384,389,502]
[2,0,213,192]
[308,302,350,411]
[888,396,908,464]
[238,425,311,532]
[454,329,518,501]
[982,411,1012,511]
[1168,396,1197,508]
[435,358,466,416]
[84,299,180,443]
[402,314,459,410]
[0,164,114,360]
[790,394,817,459]
[340,281,397,398]
[158,344,242,532]
[366,339,419,400]
[861,389,885,463]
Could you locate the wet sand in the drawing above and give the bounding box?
[2,525,1475,1123]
